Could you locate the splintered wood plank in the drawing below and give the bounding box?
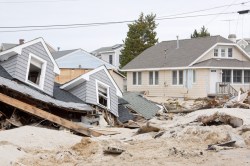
[0,92,102,137]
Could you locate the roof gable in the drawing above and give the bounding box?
[60,65,122,97]
[121,36,233,70]
[0,38,60,75]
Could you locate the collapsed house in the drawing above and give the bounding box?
[0,38,122,136]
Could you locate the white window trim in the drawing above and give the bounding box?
[149,71,159,86]
[25,53,47,90]
[95,80,110,109]
[132,72,142,86]
[221,69,250,85]
[214,47,233,59]
[172,70,184,86]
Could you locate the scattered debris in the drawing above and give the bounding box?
[104,146,125,154]
[137,122,161,134]
[207,140,236,151]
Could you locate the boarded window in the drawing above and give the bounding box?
[228,48,233,57]
[172,70,177,85]
[244,70,250,83]
[233,70,242,83]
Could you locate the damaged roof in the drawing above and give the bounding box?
[122,92,160,119]
[122,36,232,70]
[0,66,93,112]
[118,105,134,123]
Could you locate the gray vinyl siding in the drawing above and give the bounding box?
[0,55,18,77]
[86,69,118,116]
[68,82,87,101]
[1,42,55,96]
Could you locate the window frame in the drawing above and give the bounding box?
[95,80,110,109]
[214,49,218,57]
[222,69,231,83]
[244,70,250,83]
[221,49,226,57]
[228,48,233,58]
[172,70,184,86]
[109,54,113,64]
[25,53,47,90]
[149,71,159,85]
[233,70,242,83]
[132,72,142,85]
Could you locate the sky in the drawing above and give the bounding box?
[0,0,250,52]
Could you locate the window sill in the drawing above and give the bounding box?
[25,80,43,90]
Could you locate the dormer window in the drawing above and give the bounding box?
[25,53,47,90]
[214,49,218,57]
[221,49,225,57]
[228,48,233,57]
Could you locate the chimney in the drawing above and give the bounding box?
[228,34,236,43]
[176,35,179,49]
[57,47,60,51]
[19,39,24,45]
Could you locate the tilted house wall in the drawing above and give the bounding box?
[65,67,121,117]
[0,39,59,96]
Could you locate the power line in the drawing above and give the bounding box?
[0,11,237,33]
[0,0,79,3]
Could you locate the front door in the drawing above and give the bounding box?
[209,69,219,93]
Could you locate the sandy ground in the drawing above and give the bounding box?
[0,108,250,166]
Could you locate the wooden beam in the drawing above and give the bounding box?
[0,92,102,137]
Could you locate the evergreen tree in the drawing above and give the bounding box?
[120,13,158,68]
[191,25,210,38]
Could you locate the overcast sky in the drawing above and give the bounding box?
[0,0,250,52]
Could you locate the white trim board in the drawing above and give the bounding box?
[0,38,60,75]
[60,65,123,97]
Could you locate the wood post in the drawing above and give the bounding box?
[0,92,102,137]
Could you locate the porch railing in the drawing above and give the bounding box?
[216,82,238,97]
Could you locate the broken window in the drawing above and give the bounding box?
[222,70,231,83]
[97,82,109,108]
[26,54,46,89]
[233,70,242,83]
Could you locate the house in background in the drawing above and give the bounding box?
[237,37,250,54]
[91,44,124,69]
[121,35,250,99]
[52,48,125,91]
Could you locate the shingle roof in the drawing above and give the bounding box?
[91,44,123,54]
[192,58,250,68]
[0,65,91,110]
[118,105,134,123]
[52,49,78,60]
[123,92,160,119]
[122,36,232,70]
